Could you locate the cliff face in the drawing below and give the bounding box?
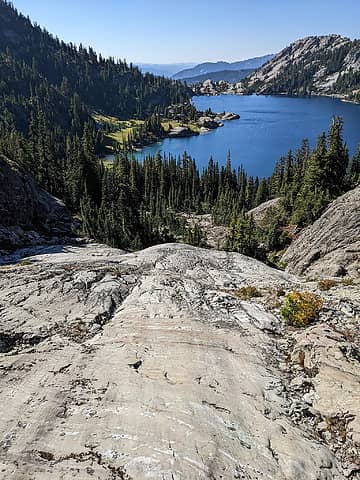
[245,35,360,98]
[0,155,73,249]
[282,186,360,278]
[0,242,359,479]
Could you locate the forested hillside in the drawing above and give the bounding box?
[0,0,190,238]
[0,1,190,120]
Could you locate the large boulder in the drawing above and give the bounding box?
[0,155,73,249]
[282,186,360,278]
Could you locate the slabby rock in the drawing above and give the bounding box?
[0,155,74,249]
[0,242,357,479]
[247,197,282,224]
[282,186,360,278]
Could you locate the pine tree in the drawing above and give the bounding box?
[324,117,349,196]
[347,143,360,187]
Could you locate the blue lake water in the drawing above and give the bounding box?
[135,94,360,177]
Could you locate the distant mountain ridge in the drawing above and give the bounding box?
[181,68,255,85]
[243,35,360,102]
[173,54,274,80]
[136,63,196,77]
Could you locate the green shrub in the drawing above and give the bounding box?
[235,286,262,301]
[318,279,337,291]
[280,291,323,327]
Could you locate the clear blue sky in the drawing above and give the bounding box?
[12,0,360,63]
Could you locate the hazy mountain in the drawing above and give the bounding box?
[136,63,196,77]
[181,68,255,85]
[243,35,360,101]
[173,54,274,80]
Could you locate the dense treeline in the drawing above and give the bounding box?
[0,1,190,120]
[226,118,360,258]
[79,118,360,255]
[80,151,267,249]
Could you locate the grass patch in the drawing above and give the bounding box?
[234,286,262,301]
[161,120,201,134]
[18,259,32,266]
[93,113,144,149]
[94,113,200,152]
[281,291,323,327]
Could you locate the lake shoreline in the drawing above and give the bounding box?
[194,90,360,106]
[104,95,360,177]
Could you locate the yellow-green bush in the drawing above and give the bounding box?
[19,259,32,266]
[235,286,262,301]
[280,291,323,327]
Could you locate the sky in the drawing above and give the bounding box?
[12,0,360,64]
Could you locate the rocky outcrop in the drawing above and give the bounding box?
[0,155,74,249]
[220,112,240,121]
[247,198,282,224]
[194,79,245,96]
[198,116,221,129]
[181,213,228,248]
[168,126,197,137]
[244,35,360,99]
[0,242,359,479]
[282,187,360,278]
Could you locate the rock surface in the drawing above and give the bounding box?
[247,198,282,225]
[181,213,228,248]
[244,35,360,99]
[0,155,74,250]
[0,242,359,479]
[282,186,360,278]
[168,126,197,138]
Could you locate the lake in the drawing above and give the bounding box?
[135,95,360,177]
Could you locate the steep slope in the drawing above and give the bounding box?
[173,54,274,80]
[282,186,360,278]
[0,155,73,249]
[0,1,190,120]
[0,243,359,479]
[244,35,360,101]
